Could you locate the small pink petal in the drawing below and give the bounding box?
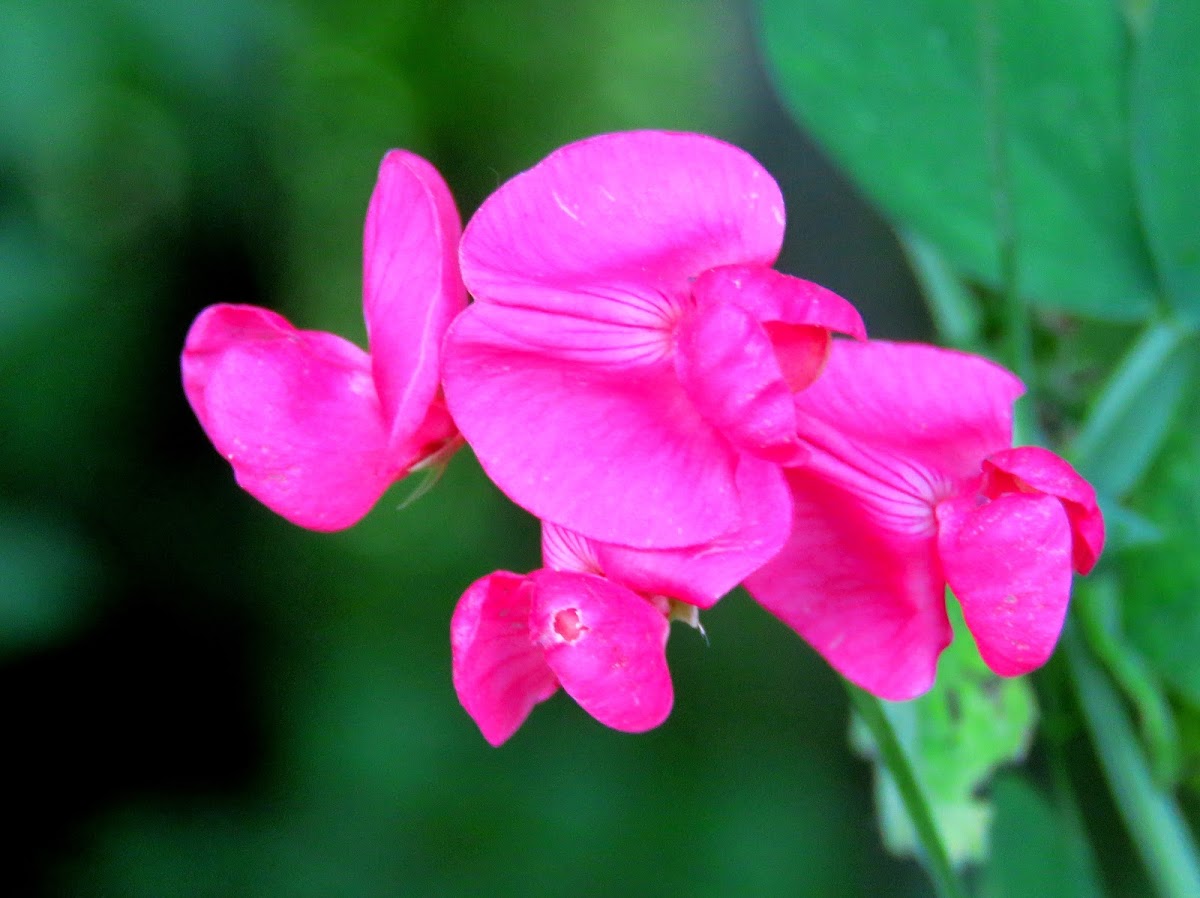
[693,264,867,340]
[595,457,792,608]
[691,265,864,394]
[983,446,1105,574]
[761,322,833,393]
[461,131,785,309]
[675,301,806,464]
[794,341,1025,492]
[937,492,1073,677]
[529,570,673,733]
[181,304,398,531]
[744,468,951,700]
[363,150,467,451]
[450,571,559,747]
[443,311,744,549]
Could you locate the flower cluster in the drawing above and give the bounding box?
[182,131,1104,745]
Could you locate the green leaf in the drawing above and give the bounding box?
[851,602,1037,867]
[1133,0,1200,323]
[1120,389,1200,708]
[982,774,1105,898]
[1099,498,1163,553]
[1078,575,1182,786]
[1068,324,1196,499]
[758,0,1156,319]
[1064,625,1200,898]
[900,230,984,351]
[0,509,100,656]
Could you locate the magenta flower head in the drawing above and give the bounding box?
[451,478,789,746]
[744,341,1105,701]
[181,151,467,531]
[442,131,866,550]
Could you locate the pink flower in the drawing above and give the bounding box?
[452,473,789,746]
[744,341,1105,700]
[181,151,467,531]
[442,130,865,550]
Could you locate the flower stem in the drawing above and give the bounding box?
[900,230,983,352]
[1075,575,1181,786]
[1063,623,1200,898]
[976,0,1031,389]
[846,684,970,898]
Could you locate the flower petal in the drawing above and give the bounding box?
[450,571,559,747]
[693,264,867,340]
[793,341,1025,498]
[594,457,792,608]
[937,492,1073,677]
[362,150,466,451]
[529,570,672,733]
[542,522,604,575]
[443,310,743,548]
[983,446,1105,574]
[461,131,785,308]
[691,265,866,393]
[744,468,951,700]
[181,304,398,531]
[675,301,806,465]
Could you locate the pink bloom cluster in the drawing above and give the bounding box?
[182,131,1104,746]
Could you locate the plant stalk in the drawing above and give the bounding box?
[847,684,970,898]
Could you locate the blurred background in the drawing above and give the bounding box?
[0,1,946,894]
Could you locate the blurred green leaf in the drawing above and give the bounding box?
[1175,703,1200,795]
[982,774,1105,898]
[1068,322,1196,499]
[0,509,99,655]
[1099,497,1163,553]
[900,230,984,351]
[852,602,1037,867]
[1064,624,1200,898]
[1078,575,1181,786]
[1133,0,1200,324]
[758,0,1156,319]
[0,219,84,350]
[1120,389,1200,708]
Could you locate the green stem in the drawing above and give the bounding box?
[847,685,970,898]
[1075,576,1181,786]
[900,230,983,352]
[1067,317,1191,476]
[976,0,1032,390]
[1063,623,1200,898]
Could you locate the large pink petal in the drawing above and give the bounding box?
[460,131,784,309]
[362,150,466,451]
[445,281,679,367]
[181,304,399,531]
[450,571,560,747]
[443,309,743,549]
[593,457,792,609]
[793,341,1025,497]
[675,301,806,465]
[983,446,1105,574]
[529,570,672,733]
[937,492,1073,677]
[744,468,952,700]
